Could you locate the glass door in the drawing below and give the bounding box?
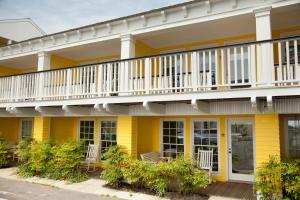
[228,119,255,182]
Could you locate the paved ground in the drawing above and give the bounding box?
[0,177,121,200]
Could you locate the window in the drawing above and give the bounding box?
[162,119,184,158]
[285,118,300,159]
[79,119,95,152]
[20,119,33,140]
[192,120,219,172]
[99,120,117,159]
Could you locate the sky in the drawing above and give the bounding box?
[0,0,186,34]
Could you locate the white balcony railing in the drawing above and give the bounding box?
[0,36,299,103]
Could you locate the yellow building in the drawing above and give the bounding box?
[0,0,300,183]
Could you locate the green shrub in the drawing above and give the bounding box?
[171,156,209,194]
[50,140,86,182]
[255,156,300,200]
[102,147,209,196]
[16,138,33,162]
[101,145,126,187]
[0,140,9,168]
[16,139,86,183]
[30,140,55,176]
[281,159,300,200]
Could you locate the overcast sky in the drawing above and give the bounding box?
[0,0,186,34]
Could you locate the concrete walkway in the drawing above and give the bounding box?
[0,167,165,200]
[0,177,118,200]
[0,167,237,200]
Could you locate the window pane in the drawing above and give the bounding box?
[287,119,300,159]
[100,120,118,160]
[193,120,219,172]
[162,120,184,158]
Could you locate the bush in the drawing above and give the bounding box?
[50,140,86,182]
[0,140,9,168]
[101,146,209,196]
[16,139,86,183]
[30,140,55,176]
[171,156,209,194]
[281,160,300,200]
[16,138,33,162]
[255,156,300,200]
[101,145,126,187]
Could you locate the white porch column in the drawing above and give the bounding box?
[38,51,51,71]
[37,51,51,99]
[121,34,135,59]
[120,34,135,93]
[254,7,273,86]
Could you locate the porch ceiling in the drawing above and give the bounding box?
[136,13,256,49]
[0,54,37,69]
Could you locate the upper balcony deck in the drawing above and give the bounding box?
[0,35,299,108]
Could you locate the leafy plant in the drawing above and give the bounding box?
[16,138,33,162]
[30,140,55,176]
[281,159,300,200]
[0,140,9,168]
[255,156,282,199]
[101,145,126,187]
[16,139,86,183]
[101,146,209,196]
[255,156,300,200]
[171,156,209,194]
[50,140,86,182]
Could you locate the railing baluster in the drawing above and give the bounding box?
[215,50,219,86]
[241,46,245,84]
[286,41,290,80]
[294,40,299,80]
[227,48,231,85]
[208,50,212,87]
[234,47,238,84]
[202,51,206,88]
[278,42,283,82]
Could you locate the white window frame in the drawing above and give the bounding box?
[190,118,220,175]
[19,118,33,140]
[98,118,118,160]
[78,118,96,152]
[160,118,186,158]
[284,116,300,159]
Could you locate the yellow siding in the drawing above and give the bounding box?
[50,117,77,143]
[117,116,137,158]
[51,54,79,70]
[0,66,22,76]
[33,117,51,142]
[0,117,19,144]
[255,114,280,168]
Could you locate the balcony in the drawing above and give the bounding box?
[0,36,299,107]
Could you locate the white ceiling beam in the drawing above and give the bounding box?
[191,99,210,113]
[35,106,64,116]
[232,0,238,9]
[103,103,128,115]
[266,96,273,112]
[0,108,13,117]
[93,104,109,114]
[140,15,147,27]
[161,10,167,23]
[182,6,188,18]
[142,101,166,114]
[76,30,82,40]
[106,23,112,33]
[63,33,69,42]
[6,107,38,116]
[250,96,262,113]
[62,105,91,115]
[206,0,212,13]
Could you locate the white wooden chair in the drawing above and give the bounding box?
[84,144,99,172]
[140,152,170,163]
[197,149,214,183]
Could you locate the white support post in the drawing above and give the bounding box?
[37,52,51,99]
[120,34,135,94]
[254,7,273,86]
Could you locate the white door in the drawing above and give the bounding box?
[228,119,255,182]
